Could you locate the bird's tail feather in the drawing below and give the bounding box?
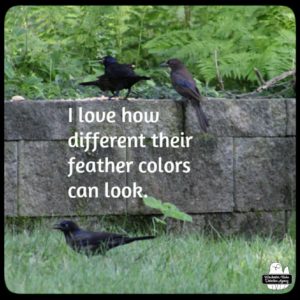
[79,81,99,86]
[126,236,155,243]
[192,101,209,132]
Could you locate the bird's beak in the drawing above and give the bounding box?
[160,62,169,67]
[99,57,104,64]
[53,223,62,230]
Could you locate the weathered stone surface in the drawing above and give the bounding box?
[235,137,294,211]
[286,98,296,136]
[185,98,230,136]
[75,100,125,137]
[18,141,126,216]
[4,100,76,140]
[288,138,296,209]
[4,142,18,216]
[166,215,206,233]
[123,99,183,137]
[4,98,290,140]
[127,136,234,214]
[76,99,183,137]
[205,211,286,237]
[3,98,296,239]
[186,98,287,137]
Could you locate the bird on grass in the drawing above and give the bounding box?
[160,58,209,132]
[53,220,155,255]
[80,56,150,99]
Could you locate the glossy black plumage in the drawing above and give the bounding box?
[79,74,116,96]
[53,220,155,255]
[102,56,151,99]
[161,58,209,132]
[80,56,149,99]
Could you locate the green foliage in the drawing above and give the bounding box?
[143,195,193,224]
[5,223,296,293]
[144,6,295,89]
[5,6,295,100]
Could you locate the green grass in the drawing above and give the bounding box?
[5,219,296,294]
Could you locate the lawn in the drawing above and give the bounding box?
[5,218,296,294]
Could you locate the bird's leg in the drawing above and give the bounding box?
[114,90,120,98]
[109,90,119,100]
[102,91,110,100]
[124,88,131,100]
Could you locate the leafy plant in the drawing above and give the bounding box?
[4,6,295,100]
[143,195,192,228]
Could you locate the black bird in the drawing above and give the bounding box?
[53,220,155,255]
[160,58,209,132]
[79,60,135,98]
[101,55,151,99]
[79,74,116,97]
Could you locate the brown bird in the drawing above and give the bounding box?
[161,58,209,132]
[53,220,155,255]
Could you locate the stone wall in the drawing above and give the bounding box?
[4,98,295,236]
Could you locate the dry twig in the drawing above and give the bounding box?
[254,67,265,85]
[256,69,295,92]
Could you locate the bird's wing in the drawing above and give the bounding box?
[72,230,125,247]
[106,63,136,78]
[96,75,115,91]
[171,72,202,102]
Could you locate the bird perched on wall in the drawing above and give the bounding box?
[80,56,149,99]
[53,220,155,255]
[79,61,135,98]
[160,58,209,132]
[79,74,116,97]
[101,55,151,99]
